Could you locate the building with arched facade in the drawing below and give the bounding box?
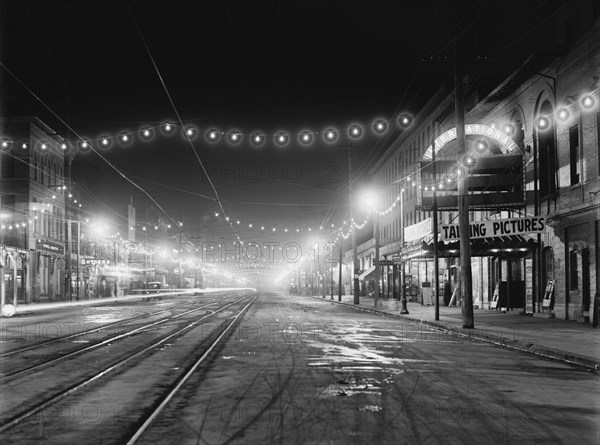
[359,10,599,323]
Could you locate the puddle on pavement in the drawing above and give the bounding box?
[359,405,383,412]
[320,375,382,398]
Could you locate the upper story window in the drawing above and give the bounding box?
[569,124,580,185]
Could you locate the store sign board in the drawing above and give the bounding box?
[36,239,64,255]
[440,217,546,241]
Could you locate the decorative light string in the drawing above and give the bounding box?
[0,115,415,152]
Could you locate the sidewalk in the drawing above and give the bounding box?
[307,293,600,370]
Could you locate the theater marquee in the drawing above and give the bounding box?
[440,217,546,241]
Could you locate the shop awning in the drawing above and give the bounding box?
[358,265,376,280]
[397,235,538,262]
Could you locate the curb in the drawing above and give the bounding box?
[307,296,599,372]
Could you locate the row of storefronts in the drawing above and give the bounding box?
[348,21,599,323]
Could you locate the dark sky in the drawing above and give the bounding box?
[0,0,575,247]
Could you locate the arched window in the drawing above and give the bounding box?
[537,100,557,197]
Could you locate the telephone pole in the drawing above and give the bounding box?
[455,51,474,328]
[347,140,360,305]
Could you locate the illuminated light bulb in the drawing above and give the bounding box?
[101,138,109,146]
[21,142,28,150]
[163,122,174,133]
[52,195,56,199]
[373,119,387,134]
[503,124,514,135]
[348,125,362,139]
[537,117,549,130]
[81,141,88,149]
[398,114,412,128]
[261,226,264,230]
[299,131,313,145]
[41,142,48,150]
[475,140,488,152]
[557,108,570,121]
[581,95,595,109]
[1,139,9,148]
[60,142,68,150]
[119,133,131,144]
[228,131,241,144]
[140,127,154,139]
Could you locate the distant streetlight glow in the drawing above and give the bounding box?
[1,139,11,149]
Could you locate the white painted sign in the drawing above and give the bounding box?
[404,217,432,242]
[423,124,520,159]
[440,217,545,241]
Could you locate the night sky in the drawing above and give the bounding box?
[0,0,573,246]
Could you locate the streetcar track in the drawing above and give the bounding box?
[126,295,257,444]
[0,294,255,433]
[0,294,220,358]
[0,297,231,382]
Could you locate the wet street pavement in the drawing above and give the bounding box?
[1,292,598,444]
[140,293,599,445]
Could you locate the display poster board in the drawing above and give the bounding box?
[490,284,500,309]
[541,280,554,308]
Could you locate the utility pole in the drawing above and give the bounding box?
[373,214,380,308]
[338,237,343,302]
[178,196,183,289]
[455,51,474,328]
[432,136,441,321]
[348,140,360,305]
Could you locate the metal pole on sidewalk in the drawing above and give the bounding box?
[400,188,408,314]
[374,215,380,308]
[432,137,440,321]
[348,140,360,305]
[338,237,343,302]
